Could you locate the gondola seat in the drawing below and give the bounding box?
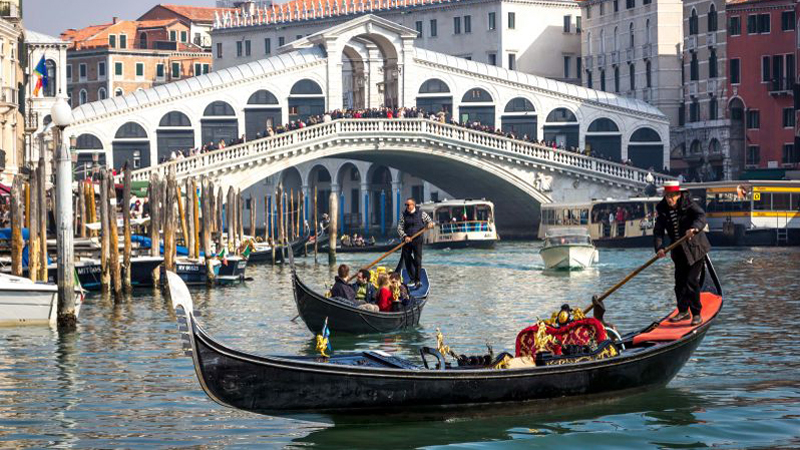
[515,318,608,358]
[632,292,722,345]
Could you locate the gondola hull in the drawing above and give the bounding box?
[15,257,164,290]
[292,268,428,334]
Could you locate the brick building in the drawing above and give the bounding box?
[138,4,236,49]
[726,0,798,176]
[61,16,213,106]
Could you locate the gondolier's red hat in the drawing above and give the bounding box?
[663,180,681,193]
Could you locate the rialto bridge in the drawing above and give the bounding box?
[65,15,672,236]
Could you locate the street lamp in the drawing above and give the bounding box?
[50,94,76,327]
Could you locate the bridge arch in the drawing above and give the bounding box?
[289,79,325,123]
[416,78,452,120]
[501,97,537,140]
[585,117,622,162]
[157,111,194,163]
[459,87,496,127]
[628,126,664,169]
[113,122,150,170]
[74,133,105,179]
[543,107,579,149]
[245,89,282,140]
[202,100,239,147]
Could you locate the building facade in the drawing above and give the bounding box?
[138,4,236,50]
[61,17,213,106]
[211,0,583,86]
[726,0,797,176]
[0,3,24,184]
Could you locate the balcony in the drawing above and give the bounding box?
[768,77,794,95]
[707,32,717,46]
[686,35,697,51]
[597,53,606,67]
[626,47,634,62]
[642,43,652,58]
[611,50,620,65]
[707,78,718,94]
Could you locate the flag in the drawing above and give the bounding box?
[217,248,228,266]
[462,205,468,221]
[242,241,252,258]
[33,56,48,97]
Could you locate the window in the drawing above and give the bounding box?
[645,19,651,44]
[245,39,251,56]
[709,49,718,78]
[690,51,698,80]
[614,0,619,12]
[156,63,164,78]
[750,14,770,33]
[170,30,177,41]
[759,13,771,33]
[747,15,757,34]
[508,12,515,29]
[614,66,620,92]
[98,62,106,78]
[181,31,188,42]
[587,4,592,19]
[629,22,634,48]
[133,150,141,169]
[454,16,461,34]
[730,58,740,83]
[139,32,147,49]
[784,144,799,163]
[709,96,718,120]
[109,34,116,48]
[135,62,144,78]
[643,0,651,5]
[600,69,606,91]
[587,69,593,88]
[614,26,619,50]
[729,16,741,36]
[508,53,516,70]
[115,87,123,97]
[747,110,760,129]
[747,146,760,165]
[564,15,571,33]
[783,107,795,127]
[488,53,497,66]
[66,64,72,81]
[278,36,284,46]
[646,60,652,87]
[782,11,795,31]
[708,4,718,31]
[600,2,605,15]
[762,55,771,82]
[465,15,471,33]
[79,89,87,105]
[194,63,201,75]
[236,41,243,57]
[786,54,795,84]
[171,62,180,78]
[488,12,496,30]
[115,62,123,76]
[265,38,271,54]
[120,34,127,49]
[430,19,437,36]
[203,64,210,74]
[98,87,107,100]
[564,56,571,78]
[626,0,634,9]
[629,62,635,90]
[415,20,423,36]
[216,42,223,58]
[689,98,699,122]
[576,16,582,33]
[79,63,87,80]
[577,56,582,77]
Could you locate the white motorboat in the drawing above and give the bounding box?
[0,273,83,326]
[539,227,599,270]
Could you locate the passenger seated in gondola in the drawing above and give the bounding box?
[389,272,411,310]
[352,269,376,304]
[341,234,352,247]
[375,273,393,312]
[330,264,355,301]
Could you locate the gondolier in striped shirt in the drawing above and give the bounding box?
[397,198,434,288]
[654,180,711,326]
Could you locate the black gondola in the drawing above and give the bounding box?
[10,256,164,290]
[167,256,248,285]
[166,255,723,416]
[292,267,429,334]
[319,240,399,254]
[248,232,330,263]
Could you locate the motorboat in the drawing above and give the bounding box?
[540,227,599,270]
[0,273,83,326]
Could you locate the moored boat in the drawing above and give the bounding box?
[3,256,164,290]
[0,273,83,326]
[421,199,499,249]
[540,227,599,270]
[166,255,723,416]
[169,255,248,285]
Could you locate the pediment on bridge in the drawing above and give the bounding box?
[279,14,418,54]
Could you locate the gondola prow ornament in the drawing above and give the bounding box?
[315,317,332,358]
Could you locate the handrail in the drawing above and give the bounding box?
[127,118,673,187]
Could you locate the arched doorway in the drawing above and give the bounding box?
[336,163,362,234]
[113,122,150,170]
[543,108,579,149]
[342,46,366,109]
[74,133,105,179]
[628,127,664,169]
[416,78,452,120]
[728,97,746,178]
[288,79,324,123]
[585,117,621,161]
[501,97,537,139]
[201,101,238,146]
[157,111,194,162]
[308,165,332,217]
[244,90,281,140]
[459,88,495,127]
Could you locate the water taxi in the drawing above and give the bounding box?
[539,197,660,247]
[539,227,599,270]
[420,199,499,249]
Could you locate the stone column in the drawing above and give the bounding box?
[325,37,344,111]
[301,184,310,234]
[391,180,402,228]
[360,181,369,235]
[366,45,383,108]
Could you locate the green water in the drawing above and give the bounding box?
[1,243,799,448]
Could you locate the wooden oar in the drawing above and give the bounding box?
[346,227,429,282]
[585,233,692,319]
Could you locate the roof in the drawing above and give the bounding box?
[136,19,181,29]
[157,4,236,22]
[71,47,326,122]
[414,48,666,119]
[61,23,112,43]
[25,30,66,45]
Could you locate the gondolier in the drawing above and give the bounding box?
[397,198,434,288]
[654,180,711,326]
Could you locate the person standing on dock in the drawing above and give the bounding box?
[654,181,711,326]
[397,198,434,288]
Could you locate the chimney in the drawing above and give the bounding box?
[112,16,119,24]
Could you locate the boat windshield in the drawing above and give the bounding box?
[434,203,493,234]
[544,227,592,245]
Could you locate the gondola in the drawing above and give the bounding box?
[292,266,429,334]
[166,256,248,286]
[166,255,723,416]
[319,239,399,254]
[248,232,329,263]
[8,256,164,290]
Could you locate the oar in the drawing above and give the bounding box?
[346,227,429,282]
[585,233,692,321]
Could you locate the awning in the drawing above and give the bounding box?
[0,183,9,195]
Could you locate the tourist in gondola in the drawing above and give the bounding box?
[654,180,711,326]
[389,272,411,311]
[397,197,434,288]
[351,269,376,305]
[330,264,355,301]
[375,273,393,312]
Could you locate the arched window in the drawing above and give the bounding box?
[709,95,718,120]
[587,31,593,54]
[645,19,651,44]
[614,66,620,92]
[79,89,87,105]
[139,32,147,49]
[114,87,124,97]
[247,90,279,104]
[631,127,662,142]
[203,101,235,116]
[629,62,636,90]
[75,133,103,149]
[461,88,492,102]
[690,140,702,154]
[708,4,717,32]
[115,122,148,139]
[629,22,635,48]
[43,115,51,127]
[600,69,606,91]
[709,138,721,153]
[613,26,619,50]
[159,111,192,127]
[44,59,57,97]
[290,79,323,95]
[689,8,698,35]
[419,78,450,93]
[588,118,619,132]
[98,87,107,100]
[646,60,652,88]
[504,97,535,113]
[546,108,577,122]
[600,29,606,53]
[709,49,718,78]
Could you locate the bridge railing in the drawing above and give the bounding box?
[129,118,672,187]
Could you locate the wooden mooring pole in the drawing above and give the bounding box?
[108,177,122,298]
[99,170,110,292]
[122,165,132,292]
[201,178,215,284]
[10,175,23,276]
[328,192,337,266]
[148,172,161,285]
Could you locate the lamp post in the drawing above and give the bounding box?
[50,94,76,328]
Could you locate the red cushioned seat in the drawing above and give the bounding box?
[632,292,722,346]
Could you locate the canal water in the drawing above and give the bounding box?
[1,243,799,448]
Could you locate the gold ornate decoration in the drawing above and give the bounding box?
[315,334,330,358]
[543,344,618,366]
[572,307,586,320]
[533,320,559,354]
[436,328,453,360]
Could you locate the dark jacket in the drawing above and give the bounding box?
[398,208,432,240]
[653,194,711,265]
[351,281,376,304]
[330,276,355,301]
